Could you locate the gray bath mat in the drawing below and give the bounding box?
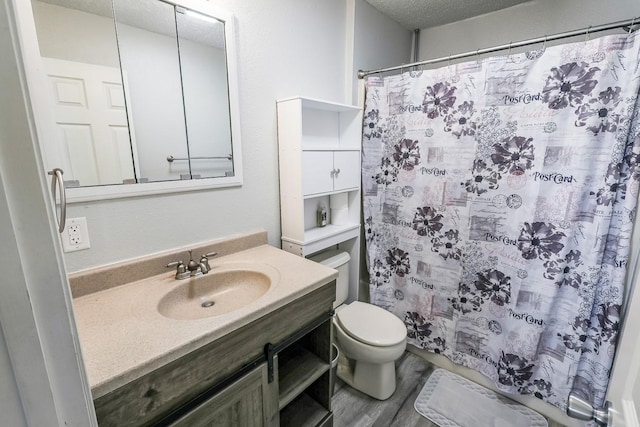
[414,369,548,427]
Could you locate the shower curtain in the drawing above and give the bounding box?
[362,31,640,410]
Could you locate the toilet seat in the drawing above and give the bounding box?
[336,301,406,347]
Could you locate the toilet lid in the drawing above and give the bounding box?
[336,301,407,346]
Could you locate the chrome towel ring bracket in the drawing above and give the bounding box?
[47,168,66,233]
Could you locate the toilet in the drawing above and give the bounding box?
[310,250,407,400]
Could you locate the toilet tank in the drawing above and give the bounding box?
[310,250,350,308]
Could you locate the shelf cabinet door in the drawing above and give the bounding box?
[302,151,334,195]
[333,151,360,191]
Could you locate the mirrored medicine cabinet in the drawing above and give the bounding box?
[25,0,242,202]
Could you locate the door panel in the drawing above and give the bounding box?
[333,151,360,191]
[302,151,333,195]
[169,363,275,427]
[58,124,99,184]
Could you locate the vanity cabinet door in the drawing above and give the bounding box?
[169,362,278,427]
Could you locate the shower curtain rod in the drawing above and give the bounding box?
[357,17,637,79]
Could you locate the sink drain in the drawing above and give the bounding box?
[201,300,215,308]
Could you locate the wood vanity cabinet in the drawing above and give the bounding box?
[167,318,335,427]
[93,281,336,427]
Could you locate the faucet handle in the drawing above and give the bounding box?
[166,260,184,268]
[166,260,189,280]
[199,252,217,273]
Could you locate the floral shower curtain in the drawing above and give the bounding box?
[362,31,640,410]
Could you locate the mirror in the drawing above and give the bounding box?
[30,0,241,200]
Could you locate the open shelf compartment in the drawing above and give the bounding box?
[279,392,333,427]
[278,344,330,410]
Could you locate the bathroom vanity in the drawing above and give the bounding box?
[70,232,337,426]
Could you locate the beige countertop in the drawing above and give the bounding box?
[72,243,337,399]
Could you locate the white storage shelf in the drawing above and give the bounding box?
[278,96,362,298]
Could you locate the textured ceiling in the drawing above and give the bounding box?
[364,0,532,29]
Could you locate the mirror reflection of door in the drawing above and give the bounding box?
[42,58,138,186]
[32,0,138,187]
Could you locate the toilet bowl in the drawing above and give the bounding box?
[334,301,407,400]
[310,250,407,400]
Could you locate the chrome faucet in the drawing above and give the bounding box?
[166,250,218,279]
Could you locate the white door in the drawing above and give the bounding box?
[333,150,361,191]
[1,0,97,424]
[42,57,136,186]
[606,266,640,427]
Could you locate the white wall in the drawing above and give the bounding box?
[418,0,640,60]
[62,0,349,272]
[350,0,412,104]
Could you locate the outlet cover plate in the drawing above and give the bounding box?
[61,217,91,252]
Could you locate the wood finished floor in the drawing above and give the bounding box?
[331,351,566,427]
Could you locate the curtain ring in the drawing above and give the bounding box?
[476,48,480,63]
[543,35,547,51]
[585,25,592,44]
[448,54,451,68]
[507,41,512,60]
[629,17,636,35]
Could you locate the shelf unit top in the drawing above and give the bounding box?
[303,187,359,199]
[277,96,362,112]
[282,223,360,246]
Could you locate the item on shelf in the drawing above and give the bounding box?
[329,193,348,226]
[317,203,328,227]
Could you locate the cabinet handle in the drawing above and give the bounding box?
[47,168,66,233]
[335,168,340,176]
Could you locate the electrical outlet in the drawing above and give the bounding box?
[61,217,91,252]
